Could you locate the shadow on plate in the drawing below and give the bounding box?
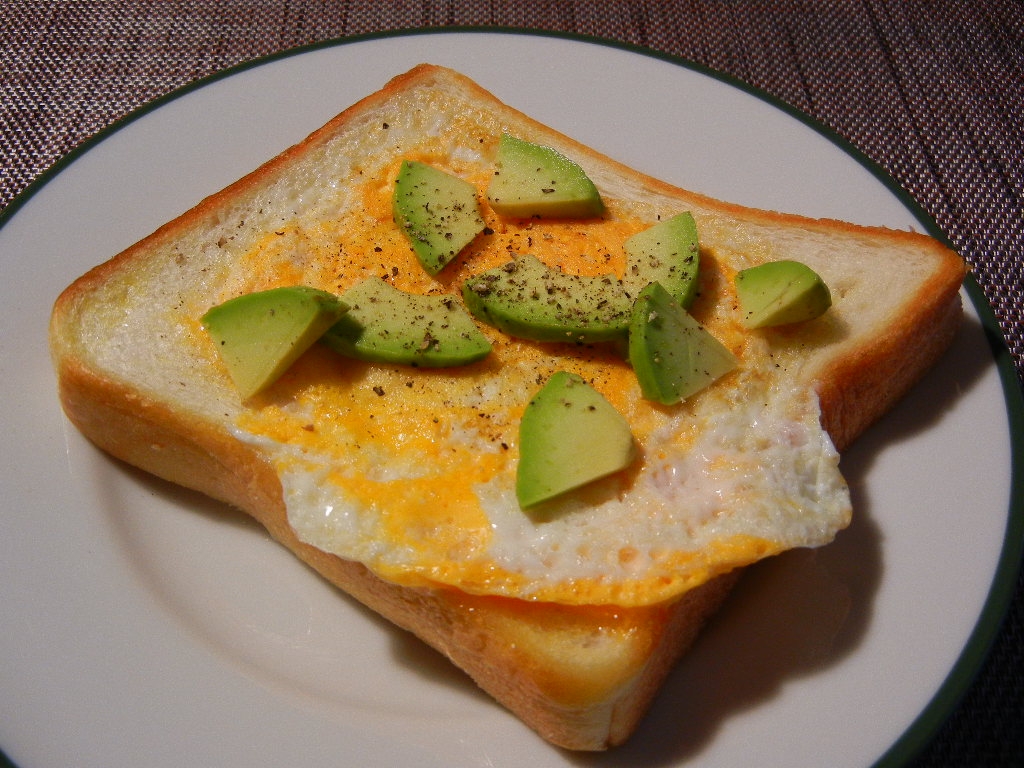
[568,313,992,766]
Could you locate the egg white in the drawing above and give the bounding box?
[234,350,850,607]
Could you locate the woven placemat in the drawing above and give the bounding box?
[2,1,1022,765]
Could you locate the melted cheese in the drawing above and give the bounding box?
[214,125,851,608]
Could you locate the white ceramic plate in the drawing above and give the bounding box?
[1,31,1020,768]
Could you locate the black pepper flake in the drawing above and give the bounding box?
[373,386,385,396]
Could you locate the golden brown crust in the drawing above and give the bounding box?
[53,349,736,750]
[48,63,967,750]
[51,367,734,751]
[815,240,966,451]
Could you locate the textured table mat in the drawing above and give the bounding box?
[2,1,1022,765]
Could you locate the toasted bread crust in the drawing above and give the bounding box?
[54,350,739,749]
[817,266,964,452]
[49,64,966,749]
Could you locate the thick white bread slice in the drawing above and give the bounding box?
[49,64,966,750]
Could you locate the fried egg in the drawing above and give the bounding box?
[207,122,851,608]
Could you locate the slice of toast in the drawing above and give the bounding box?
[49,64,966,750]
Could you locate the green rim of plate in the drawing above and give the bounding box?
[2,26,1021,768]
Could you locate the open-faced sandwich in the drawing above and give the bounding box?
[49,64,966,750]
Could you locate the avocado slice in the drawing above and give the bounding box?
[622,212,700,308]
[486,135,604,219]
[628,282,737,405]
[393,160,486,275]
[734,259,832,328]
[516,371,636,508]
[323,277,491,367]
[202,286,348,399]
[462,254,632,344]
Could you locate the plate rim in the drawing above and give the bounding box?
[2,26,1022,768]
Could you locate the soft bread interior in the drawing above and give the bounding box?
[50,64,965,749]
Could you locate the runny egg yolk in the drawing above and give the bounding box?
[223,148,851,608]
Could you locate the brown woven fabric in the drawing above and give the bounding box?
[2,1,1021,765]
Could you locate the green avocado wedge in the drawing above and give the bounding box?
[734,259,832,328]
[462,254,632,344]
[622,212,700,307]
[393,160,486,275]
[202,286,348,399]
[516,371,636,508]
[486,135,605,219]
[323,277,491,367]
[628,282,738,405]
